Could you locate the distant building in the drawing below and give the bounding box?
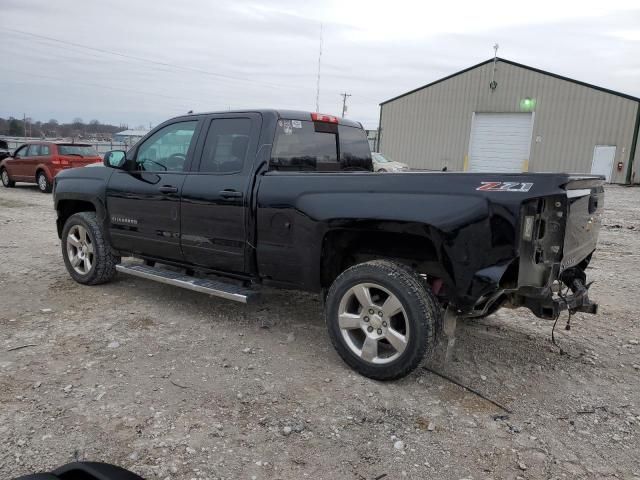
[113,129,149,145]
[379,58,640,183]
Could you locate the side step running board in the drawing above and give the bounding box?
[116,263,259,304]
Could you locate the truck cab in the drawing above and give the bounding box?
[97,111,370,274]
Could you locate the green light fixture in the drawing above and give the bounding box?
[520,97,536,111]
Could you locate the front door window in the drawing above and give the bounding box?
[135,121,197,172]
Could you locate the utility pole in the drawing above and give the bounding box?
[315,23,323,112]
[340,92,352,118]
[489,43,499,90]
[23,113,27,139]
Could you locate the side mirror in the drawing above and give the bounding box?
[104,150,127,169]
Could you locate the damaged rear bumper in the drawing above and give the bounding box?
[515,276,598,320]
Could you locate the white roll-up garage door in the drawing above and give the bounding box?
[468,113,534,172]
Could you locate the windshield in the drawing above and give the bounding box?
[57,144,99,156]
[372,152,392,163]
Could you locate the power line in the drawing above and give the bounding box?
[0,45,273,111]
[4,28,385,111]
[1,68,201,108]
[4,28,303,92]
[3,28,386,120]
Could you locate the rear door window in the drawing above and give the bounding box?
[198,118,252,173]
[270,120,338,171]
[27,145,41,156]
[41,145,51,155]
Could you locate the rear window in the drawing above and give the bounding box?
[338,125,372,169]
[57,145,98,156]
[270,120,371,172]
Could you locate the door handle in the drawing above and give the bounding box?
[219,190,242,199]
[159,185,178,194]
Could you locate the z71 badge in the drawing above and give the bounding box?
[476,181,533,192]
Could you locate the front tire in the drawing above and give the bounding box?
[1,168,15,187]
[325,260,441,380]
[61,212,120,285]
[37,171,52,193]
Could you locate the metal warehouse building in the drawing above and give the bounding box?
[378,58,640,183]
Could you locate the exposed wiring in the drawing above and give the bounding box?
[552,285,573,355]
[551,312,563,354]
[559,286,573,331]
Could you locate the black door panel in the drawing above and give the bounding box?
[180,114,261,272]
[107,171,186,260]
[181,175,248,271]
[106,119,200,261]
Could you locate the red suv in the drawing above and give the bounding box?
[0,142,102,193]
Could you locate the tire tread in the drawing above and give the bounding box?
[325,260,442,381]
[62,212,119,285]
[1,167,16,188]
[37,171,52,193]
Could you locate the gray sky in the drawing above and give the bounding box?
[1,0,639,129]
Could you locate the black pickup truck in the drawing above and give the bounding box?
[53,109,603,380]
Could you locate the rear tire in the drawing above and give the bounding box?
[1,168,15,187]
[37,171,52,193]
[325,260,441,380]
[61,212,120,285]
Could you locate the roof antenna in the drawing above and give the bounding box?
[315,23,323,112]
[490,43,499,90]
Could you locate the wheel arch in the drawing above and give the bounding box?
[35,164,52,181]
[55,196,106,238]
[320,224,452,292]
[0,160,13,176]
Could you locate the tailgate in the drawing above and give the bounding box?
[561,176,605,270]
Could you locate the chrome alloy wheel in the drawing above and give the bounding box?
[337,283,409,364]
[1,170,9,186]
[66,224,94,275]
[38,173,47,191]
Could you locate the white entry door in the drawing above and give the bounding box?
[468,113,534,172]
[591,145,616,182]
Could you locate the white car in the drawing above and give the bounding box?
[371,152,409,172]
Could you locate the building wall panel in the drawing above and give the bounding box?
[380,60,639,182]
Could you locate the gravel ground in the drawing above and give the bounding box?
[1,184,639,480]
